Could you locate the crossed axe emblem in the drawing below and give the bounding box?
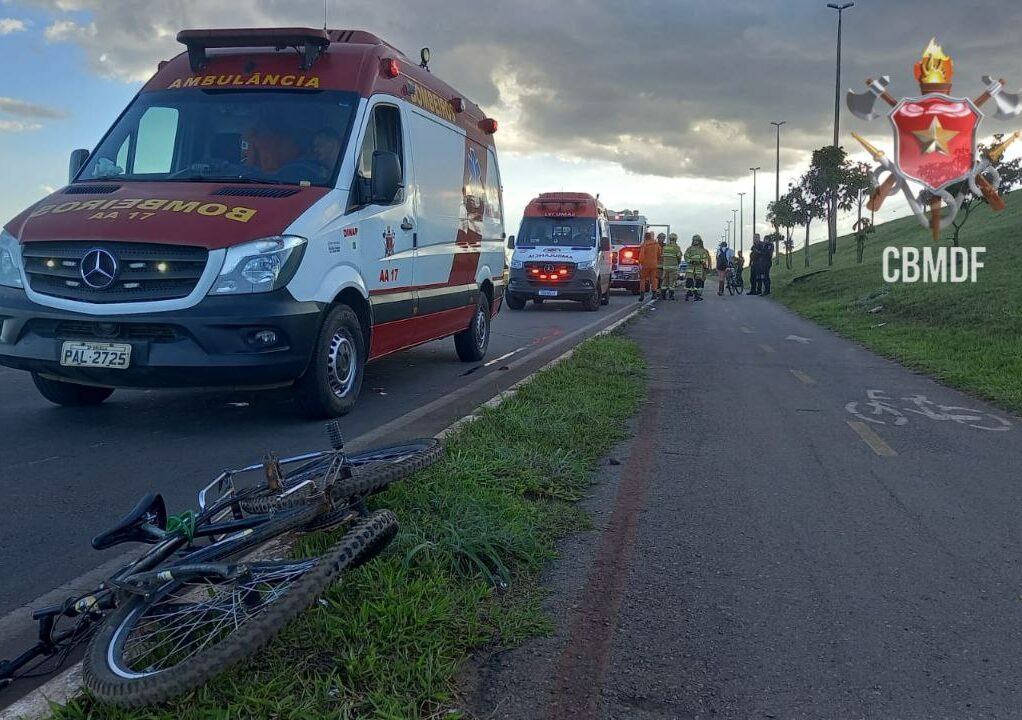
[847,69,1022,240]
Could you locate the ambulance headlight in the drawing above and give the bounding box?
[510,258,523,269]
[210,236,307,295]
[0,230,25,289]
[576,260,597,271]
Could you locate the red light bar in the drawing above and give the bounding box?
[382,58,400,78]
[479,118,498,134]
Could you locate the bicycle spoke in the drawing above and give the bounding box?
[112,563,316,677]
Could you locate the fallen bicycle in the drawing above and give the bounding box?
[0,422,441,708]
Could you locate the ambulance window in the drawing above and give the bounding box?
[115,138,129,171]
[484,149,502,223]
[133,107,178,174]
[356,104,403,184]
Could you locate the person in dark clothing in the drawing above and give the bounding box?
[747,235,762,295]
[759,234,775,295]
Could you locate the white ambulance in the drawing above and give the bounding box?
[0,28,506,417]
[505,193,612,310]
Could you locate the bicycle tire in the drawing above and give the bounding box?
[241,439,443,514]
[82,509,398,708]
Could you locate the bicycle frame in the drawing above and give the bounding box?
[1,450,344,689]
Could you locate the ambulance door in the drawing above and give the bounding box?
[407,109,475,344]
[349,101,417,357]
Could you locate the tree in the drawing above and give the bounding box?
[844,162,873,264]
[789,179,823,268]
[943,133,1022,247]
[767,193,796,268]
[805,145,857,265]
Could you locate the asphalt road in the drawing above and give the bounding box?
[0,291,638,705]
[469,289,1022,719]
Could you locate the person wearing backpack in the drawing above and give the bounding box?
[715,241,733,296]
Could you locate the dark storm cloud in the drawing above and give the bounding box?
[19,0,1022,180]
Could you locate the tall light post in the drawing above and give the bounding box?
[731,209,739,249]
[749,167,761,239]
[827,2,853,263]
[737,192,746,253]
[770,121,785,265]
[725,219,732,246]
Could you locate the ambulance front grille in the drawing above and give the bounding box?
[22,242,209,304]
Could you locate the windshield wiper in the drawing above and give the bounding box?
[169,174,282,185]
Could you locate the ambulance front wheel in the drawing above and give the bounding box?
[505,293,526,311]
[293,303,366,419]
[455,293,491,362]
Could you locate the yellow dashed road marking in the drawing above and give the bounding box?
[790,369,816,385]
[760,344,776,354]
[847,420,898,457]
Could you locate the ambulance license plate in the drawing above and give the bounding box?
[60,341,132,369]
[537,289,558,297]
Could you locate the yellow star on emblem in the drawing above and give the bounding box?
[912,116,959,155]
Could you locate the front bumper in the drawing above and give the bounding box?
[611,265,640,288]
[507,267,599,300]
[0,287,325,388]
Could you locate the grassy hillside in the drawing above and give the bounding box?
[771,196,1022,414]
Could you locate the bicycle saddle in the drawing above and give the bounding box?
[91,493,168,550]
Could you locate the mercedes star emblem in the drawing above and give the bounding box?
[80,248,119,290]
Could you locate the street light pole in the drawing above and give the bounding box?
[770,121,785,265]
[749,167,761,239]
[731,209,738,248]
[737,192,746,253]
[827,2,853,263]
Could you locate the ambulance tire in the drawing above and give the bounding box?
[600,280,611,305]
[32,374,114,407]
[505,293,526,310]
[455,293,491,362]
[582,285,601,312]
[293,303,366,419]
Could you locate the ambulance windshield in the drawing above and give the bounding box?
[77,89,359,187]
[516,218,598,248]
[608,223,642,246]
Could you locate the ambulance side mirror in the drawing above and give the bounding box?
[370,150,402,205]
[507,235,515,250]
[68,149,90,183]
[600,236,611,252]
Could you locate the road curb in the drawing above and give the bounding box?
[436,302,646,439]
[0,301,647,720]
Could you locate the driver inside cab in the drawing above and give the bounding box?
[241,118,300,174]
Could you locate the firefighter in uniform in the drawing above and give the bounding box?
[683,234,711,301]
[637,231,661,302]
[659,233,682,300]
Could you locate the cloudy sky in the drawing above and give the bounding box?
[2,0,1021,250]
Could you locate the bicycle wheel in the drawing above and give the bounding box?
[241,439,443,514]
[83,510,398,708]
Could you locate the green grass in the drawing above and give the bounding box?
[53,335,645,720]
[771,194,1022,413]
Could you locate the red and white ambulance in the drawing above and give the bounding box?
[505,193,612,310]
[607,209,647,295]
[0,28,506,417]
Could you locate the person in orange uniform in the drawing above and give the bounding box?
[637,231,662,302]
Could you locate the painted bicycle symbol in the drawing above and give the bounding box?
[846,390,1012,431]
